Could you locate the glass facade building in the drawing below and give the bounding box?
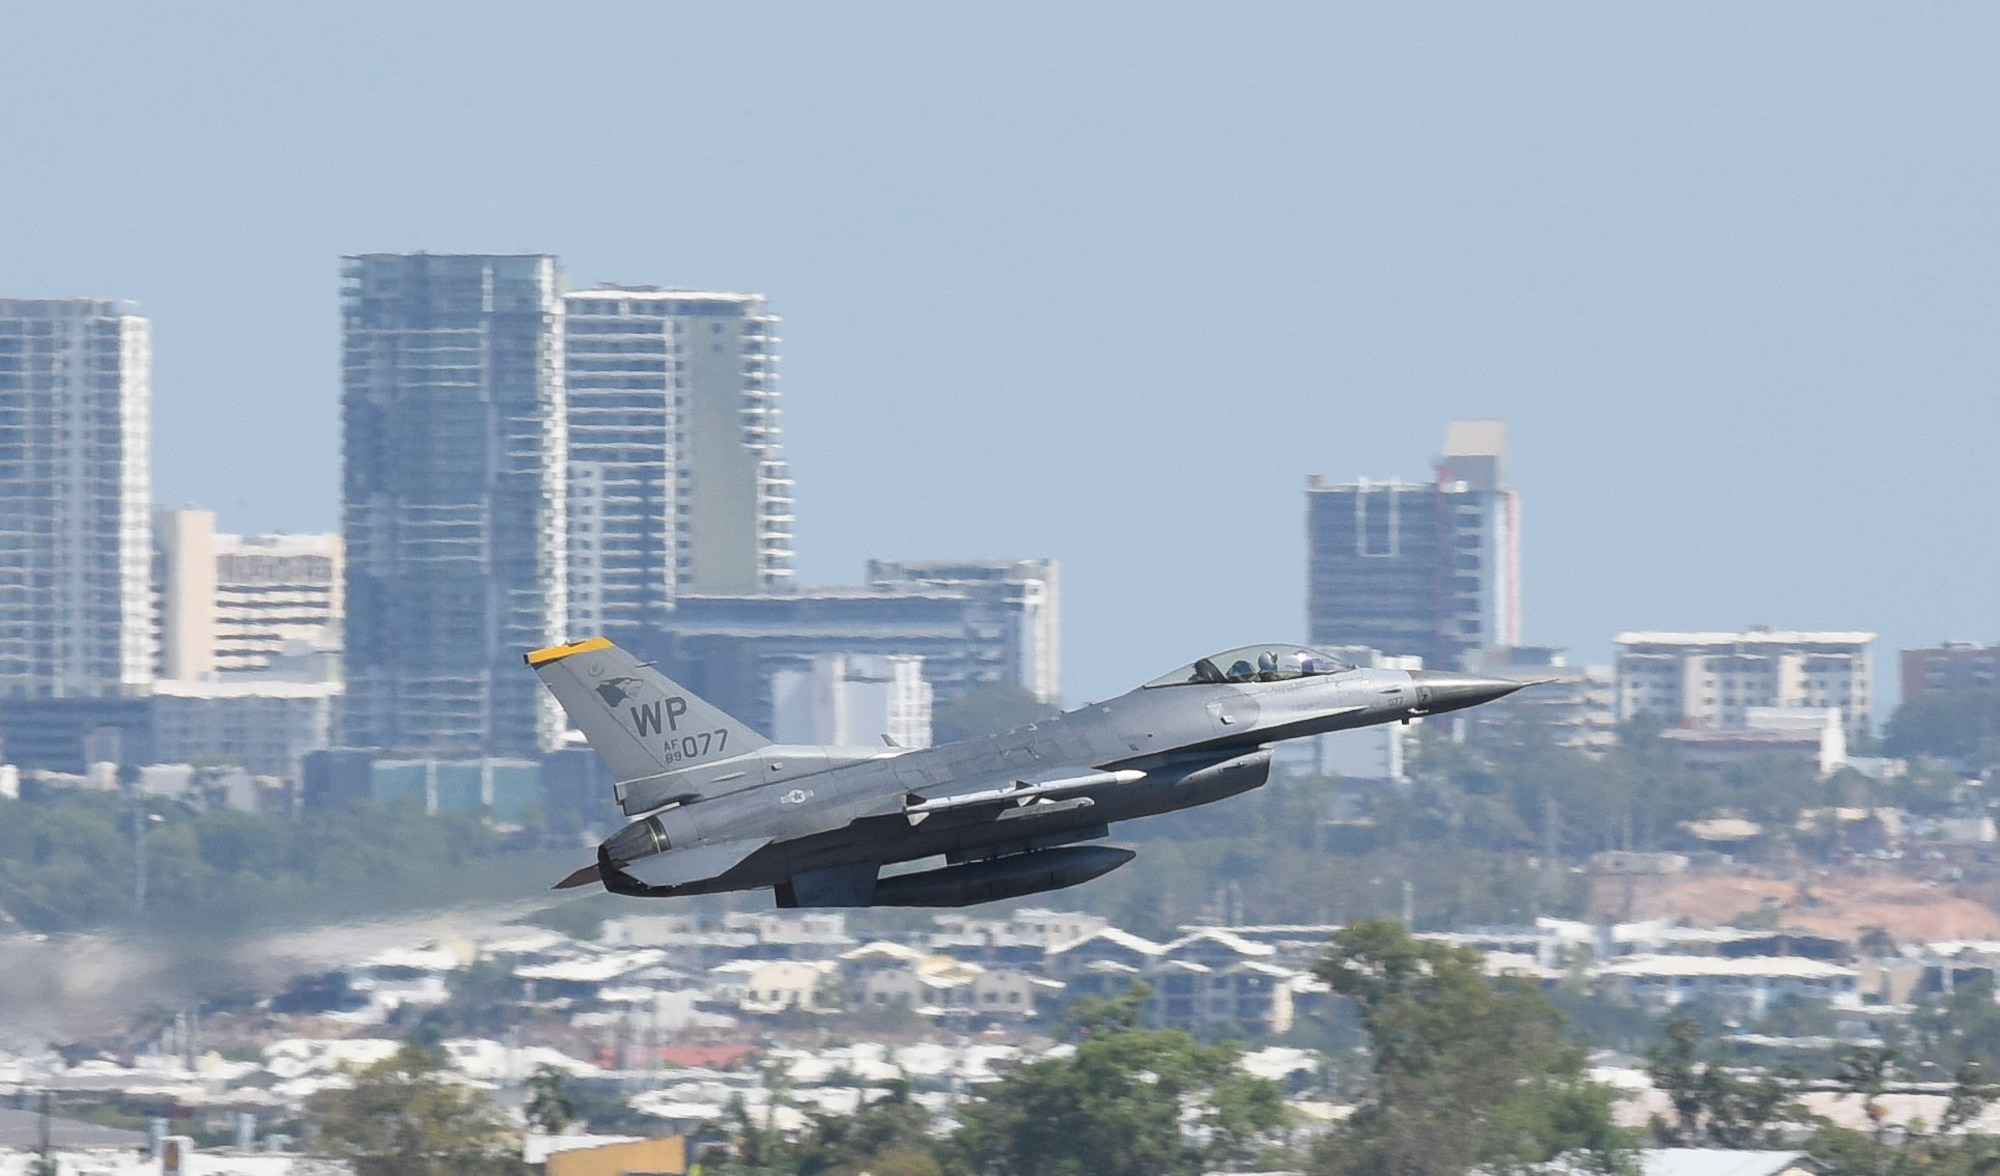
[340,254,567,756]
[563,287,792,642]
[0,299,153,698]
[1305,421,1520,672]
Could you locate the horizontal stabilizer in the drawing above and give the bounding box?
[552,863,603,891]
[619,837,773,890]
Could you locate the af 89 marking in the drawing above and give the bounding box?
[663,728,729,764]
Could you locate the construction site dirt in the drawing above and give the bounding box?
[1589,863,2000,945]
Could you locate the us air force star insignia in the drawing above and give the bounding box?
[780,789,814,805]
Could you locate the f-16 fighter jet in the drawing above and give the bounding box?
[530,638,1531,907]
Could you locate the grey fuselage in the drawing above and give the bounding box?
[599,665,1520,901]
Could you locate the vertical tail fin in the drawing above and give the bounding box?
[525,638,771,789]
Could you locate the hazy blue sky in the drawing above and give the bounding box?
[4,6,1996,705]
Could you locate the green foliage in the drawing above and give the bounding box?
[931,682,1059,744]
[1075,769,1586,937]
[563,1081,657,1134]
[1548,986,1663,1057]
[701,1073,941,1176]
[306,1044,526,1176]
[519,894,614,942]
[0,794,536,933]
[794,1079,940,1176]
[1425,721,1825,860]
[523,1065,578,1135]
[1646,1018,2000,1174]
[1310,918,1632,1175]
[0,797,133,928]
[1881,760,1983,818]
[1646,1015,1798,1147]
[1883,688,2000,765]
[951,986,1291,1176]
[408,958,521,1039]
[1806,1049,2000,1175]
[1901,973,2000,1078]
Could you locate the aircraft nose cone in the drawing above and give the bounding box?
[1407,671,1532,714]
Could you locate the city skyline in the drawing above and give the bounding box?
[6,8,2000,707]
[4,271,1945,722]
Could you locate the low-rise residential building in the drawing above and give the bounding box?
[710,959,833,1013]
[149,678,339,784]
[968,968,1057,1018]
[1161,928,1280,969]
[1615,629,1875,740]
[928,908,1108,963]
[518,949,671,1004]
[1595,955,1860,1018]
[1901,641,2000,702]
[1660,707,1847,776]
[1150,959,1296,1035]
[851,954,1055,1020]
[1465,646,1617,751]
[1043,927,1169,982]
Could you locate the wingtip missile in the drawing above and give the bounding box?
[902,769,1146,825]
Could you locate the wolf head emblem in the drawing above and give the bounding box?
[595,676,645,707]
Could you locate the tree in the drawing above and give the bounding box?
[790,1079,941,1176]
[1646,1015,1797,1147]
[952,986,1290,1176]
[1806,1052,2000,1175]
[1309,918,1630,1175]
[1884,689,2000,765]
[1905,973,2000,1076]
[306,1044,526,1176]
[524,1065,578,1135]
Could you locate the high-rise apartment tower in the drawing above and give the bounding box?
[563,287,793,638]
[1305,420,1520,671]
[0,299,153,698]
[340,254,567,756]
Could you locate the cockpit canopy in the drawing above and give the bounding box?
[1144,645,1356,688]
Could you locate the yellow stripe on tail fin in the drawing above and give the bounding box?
[526,637,772,803]
[525,637,613,667]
